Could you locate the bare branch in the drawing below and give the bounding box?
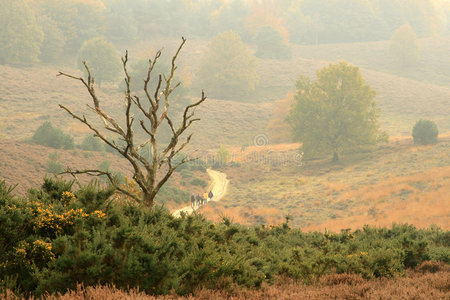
[61,168,141,203]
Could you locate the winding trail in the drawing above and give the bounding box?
[172,169,229,217]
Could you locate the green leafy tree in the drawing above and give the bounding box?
[412,119,438,145]
[255,26,291,59]
[0,0,44,64]
[196,31,259,100]
[38,15,66,63]
[288,62,386,161]
[390,24,420,68]
[77,37,121,87]
[103,0,138,43]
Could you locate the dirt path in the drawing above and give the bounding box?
[172,169,229,217]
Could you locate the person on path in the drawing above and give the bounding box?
[203,192,208,204]
[196,194,201,206]
[208,190,213,201]
[190,193,195,208]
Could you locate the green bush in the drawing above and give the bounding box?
[155,184,190,205]
[46,152,64,174]
[0,179,448,297]
[32,121,74,149]
[80,135,104,152]
[190,178,207,188]
[412,119,439,145]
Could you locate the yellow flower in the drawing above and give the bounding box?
[92,210,106,219]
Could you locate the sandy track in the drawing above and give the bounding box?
[172,169,229,217]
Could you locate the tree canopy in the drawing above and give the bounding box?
[195,31,259,100]
[390,23,420,68]
[77,37,121,87]
[255,26,291,59]
[0,0,44,65]
[288,62,386,161]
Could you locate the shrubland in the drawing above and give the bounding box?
[0,179,448,298]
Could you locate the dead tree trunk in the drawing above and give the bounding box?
[58,37,206,207]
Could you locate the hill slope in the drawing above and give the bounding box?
[200,138,450,231]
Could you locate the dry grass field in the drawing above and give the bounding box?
[1,36,449,150]
[0,64,271,150]
[199,137,450,231]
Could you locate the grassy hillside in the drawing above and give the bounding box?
[0,139,208,209]
[200,137,450,231]
[0,64,271,150]
[2,37,448,148]
[293,36,450,88]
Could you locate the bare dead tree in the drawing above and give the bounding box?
[58,37,206,207]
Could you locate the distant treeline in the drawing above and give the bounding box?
[1,0,449,65]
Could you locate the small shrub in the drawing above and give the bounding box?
[216,145,230,165]
[412,119,438,145]
[46,152,64,174]
[319,273,364,286]
[98,160,111,172]
[416,261,448,274]
[32,121,74,149]
[180,169,193,179]
[190,178,207,188]
[80,135,104,151]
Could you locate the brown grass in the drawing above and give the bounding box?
[3,262,448,299]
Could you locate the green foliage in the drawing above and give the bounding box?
[32,121,74,149]
[255,26,291,59]
[0,0,44,65]
[190,178,207,188]
[34,0,105,52]
[412,119,439,145]
[46,152,64,175]
[288,62,386,161]
[0,179,449,297]
[196,31,259,100]
[299,0,389,43]
[390,24,420,67]
[103,0,138,43]
[77,37,121,87]
[216,145,231,165]
[80,135,104,152]
[98,160,111,173]
[37,15,66,63]
[155,184,190,206]
[292,0,441,44]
